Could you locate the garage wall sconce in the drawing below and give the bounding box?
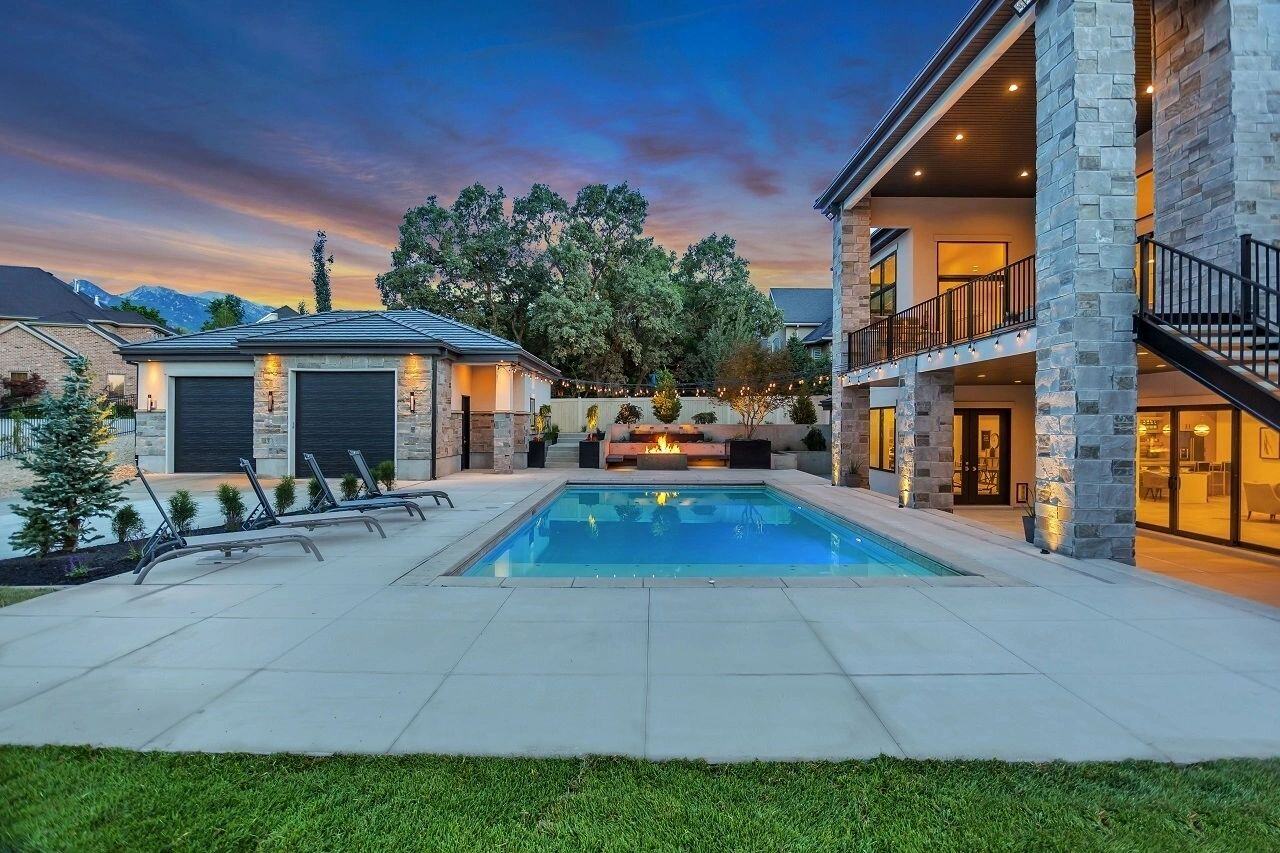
[267,391,275,413]
[147,394,154,412]
[409,390,417,413]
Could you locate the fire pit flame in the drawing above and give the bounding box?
[646,434,682,454]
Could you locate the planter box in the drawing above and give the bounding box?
[637,452,688,471]
[527,439,546,468]
[578,440,605,469]
[728,439,771,469]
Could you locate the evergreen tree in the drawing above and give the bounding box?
[201,295,245,330]
[115,298,168,328]
[312,230,333,313]
[651,369,681,424]
[9,357,124,555]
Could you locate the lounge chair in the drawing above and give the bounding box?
[239,459,387,538]
[1243,482,1280,520]
[132,468,323,585]
[348,449,454,507]
[302,453,426,519]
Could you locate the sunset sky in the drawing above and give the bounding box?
[0,0,970,309]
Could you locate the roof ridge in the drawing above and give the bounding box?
[402,308,516,346]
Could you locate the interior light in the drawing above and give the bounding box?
[1020,170,1030,177]
[954,132,965,141]
[913,169,923,177]
[1193,423,1211,437]
[1146,84,1155,94]
[978,373,987,379]
[1008,83,1019,92]
[1156,363,1167,368]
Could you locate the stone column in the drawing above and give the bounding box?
[1034,0,1139,562]
[830,199,872,487]
[492,411,514,474]
[1153,0,1280,268]
[253,354,289,476]
[896,357,954,511]
[135,409,166,472]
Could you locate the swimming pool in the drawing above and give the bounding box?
[462,486,957,578]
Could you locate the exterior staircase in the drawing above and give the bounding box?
[1137,236,1280,431]
[545,433,587,468]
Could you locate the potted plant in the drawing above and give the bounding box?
[1022,501,1035,544]
[528,405,548,468]
[714,340,792,469]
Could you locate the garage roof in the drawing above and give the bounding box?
[118,309,560,376]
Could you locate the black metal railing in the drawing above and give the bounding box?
[1139,235,1280,385]
[1242,233,1279,300]
[847,255,1035,371]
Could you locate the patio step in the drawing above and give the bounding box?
[544,439,582,469]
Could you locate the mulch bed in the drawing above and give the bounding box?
[0,526,227,586]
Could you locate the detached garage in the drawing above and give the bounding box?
[172,377,253,473]
[293,370,395,477]
[119,309,559,478]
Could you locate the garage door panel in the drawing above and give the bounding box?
[172,377,253,473]
[294,371,395,478]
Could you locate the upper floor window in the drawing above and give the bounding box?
[937,242,1007,295]
[869,253,897,317]
[106,373,126,400]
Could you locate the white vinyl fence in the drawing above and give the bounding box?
[547,395,829,431]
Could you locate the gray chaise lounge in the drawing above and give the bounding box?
[239,459,387,538]
[132,468,323,584]
[348,449,454,507]
[303,453,426,520]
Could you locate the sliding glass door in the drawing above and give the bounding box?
[1137,406,1233,545]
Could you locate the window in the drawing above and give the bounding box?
[870,406,895,472]
[937,242,1007,295]
[869,253,897,317]
[106,373,126,400]
[9,372,28,384]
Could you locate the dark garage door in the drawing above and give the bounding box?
[294,371,395,478]
[172,377,254,473]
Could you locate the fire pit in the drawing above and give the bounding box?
[636,434,688,471]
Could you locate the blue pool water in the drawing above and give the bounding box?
[463,486,956,578]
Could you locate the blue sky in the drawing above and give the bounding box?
[0,0,971,308]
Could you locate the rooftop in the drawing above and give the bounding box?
[769,288,832,326]
[0,265,167,330]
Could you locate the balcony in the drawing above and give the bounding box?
[846,255,1036,372]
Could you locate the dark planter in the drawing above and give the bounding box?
[728,438,771,469]
[1022,515,1035,544]
[578,439,604,469]
[527,439,546,468]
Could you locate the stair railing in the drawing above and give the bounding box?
[1139,235,1280,386]
[1241,234,1279,308]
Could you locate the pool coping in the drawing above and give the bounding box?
[395,475,1029,588]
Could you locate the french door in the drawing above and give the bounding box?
[1137,405,1234,544]
[952,409,1010,505]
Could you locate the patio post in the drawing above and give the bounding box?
[830,198,872,487]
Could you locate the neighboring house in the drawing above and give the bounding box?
[0,266,170,403]
[119,310,559,479]
[818,0,1279,561]
[256,305,300,323]
[767,288,831,351]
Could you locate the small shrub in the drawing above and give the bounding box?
[585,404,599,433]
[373,460,395,491]
[533,403,552,435]
[127,545,142,563]
[274,475,296,514]
[168,490,198,534]
[110,401,135,419]
[11,515,56,558]
[789,395,818,425]
[64,557,90,580]
[307,476,323,504]
[216,483,246,531]
[615,403,641,424]
[111,505,145,543]
[692,411,717,425]
[802,426,827,451]
[651,369,681,424]
[340,473,360,502]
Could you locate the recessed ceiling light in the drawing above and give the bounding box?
[1156,363,1166,368]
[978,373,987,378]
[913,169,923,177]
[1145,84,1155,94]
[1008,83,1019,92]
[954,132,965,141]
[1014,379,1023,383]
[1019,170,1030,177]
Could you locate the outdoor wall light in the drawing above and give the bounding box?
[147,394,154,412]
[1146,84,1154,94]
[409,390,417,413]
[267,391,274,413]
[1007,83,1019,92]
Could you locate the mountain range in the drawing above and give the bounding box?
[67,279,274,331]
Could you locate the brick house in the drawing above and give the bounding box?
[0,266,169,404]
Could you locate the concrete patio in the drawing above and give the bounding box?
[0,468,1277,763]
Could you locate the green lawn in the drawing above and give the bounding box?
[1,748,1277,851]
[0,587,55,608]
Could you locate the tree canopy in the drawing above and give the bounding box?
[202,295,246,330]
[377,183,782,386]
[311,230,333,313]
[116,298,167,328]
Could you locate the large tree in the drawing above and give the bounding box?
[311,230,333,312]
[201,294,245,330]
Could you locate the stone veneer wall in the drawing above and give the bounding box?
[895,358,954,510]
[252,354,441,478]
[492,412,515,474]
[1153,0,1280,269]
[830,199,872,487]
[1034,0,1138,562]
[135,409,166,468]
